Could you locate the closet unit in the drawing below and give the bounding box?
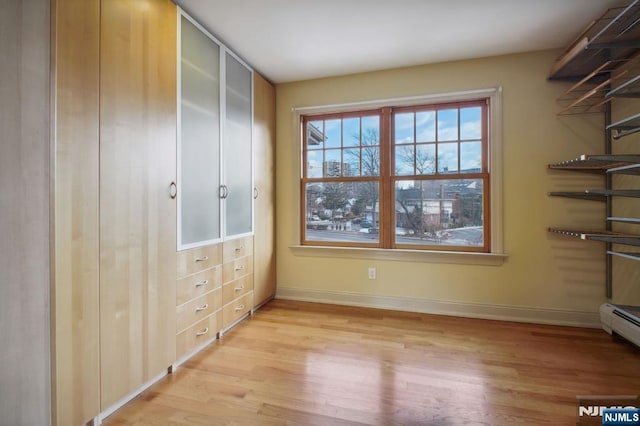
[177,11,253,251]
[54,0,177,422]
[547,2,640,309]
[175,244,223,359]
[99,0,178,409]
[175,8,257,355]
[253,73,277,308]
[52,1,275,424]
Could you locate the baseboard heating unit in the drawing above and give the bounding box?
[600,303,640,348]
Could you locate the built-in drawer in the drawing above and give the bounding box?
[222,291,253,330]
[176,265,222,306]
[222,255,253,283]
[177,244,222,278]
[222,274,254,306]
[176,287,222,333]
[222,236,253,263]
[176,310,221,360]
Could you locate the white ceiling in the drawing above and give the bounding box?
[174,0,625,84]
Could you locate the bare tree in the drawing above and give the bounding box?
[345,128,380,227]
[396,146,435,175]
[395,147,437,236]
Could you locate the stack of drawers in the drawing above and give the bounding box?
[222,236,254,331]
[175,244,223,360]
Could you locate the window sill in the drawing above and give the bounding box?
[289,245,508,266]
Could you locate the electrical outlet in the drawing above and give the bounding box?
[368,267,376,280]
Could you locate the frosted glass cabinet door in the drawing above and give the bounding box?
[224,53,253,237]
[179,16,221,248]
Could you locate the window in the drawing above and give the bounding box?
[301,97,491,253]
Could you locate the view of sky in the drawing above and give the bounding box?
[306,106,483,178]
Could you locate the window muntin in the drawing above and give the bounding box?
[301,99,489,252]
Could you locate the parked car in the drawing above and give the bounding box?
[360,220,372,228]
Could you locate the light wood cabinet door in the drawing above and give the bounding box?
[99,0,177,409]
[252,73,276,308]
[52,0,101,424]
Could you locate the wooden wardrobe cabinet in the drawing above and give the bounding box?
[99,0,177,409]
[52,1,275,424]
[53,0,177,423]
[253,73,277,309]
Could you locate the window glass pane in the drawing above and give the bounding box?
[307,150,322,178]
[224,53,252,237]
[344,149,361,176]
[460,141,482,173]
[394,112,414,143]
[361,147,379,176]
[415,144,436,175]
[305,181,380,244]
[437,109,458,141]
[460,107,482,140]
[179,17,221,246]
[324,119,341,148]
[362,116,380,145]
[395,179,483,247]
[395,146,414,175]
[343,118,360,147]
[362,115,380,145]
[324,149,342,177]
[438,143,458,173]
[416,111,435,142]
[307,121,324,149]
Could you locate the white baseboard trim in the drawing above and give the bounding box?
[94,369,169,425]
[275,287,601,328]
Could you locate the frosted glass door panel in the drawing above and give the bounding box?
[179,16,221,247]
[224,53,253,237]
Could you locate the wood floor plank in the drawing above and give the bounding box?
[103,300,640,425]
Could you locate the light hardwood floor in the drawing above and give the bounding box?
[103,300,640,425]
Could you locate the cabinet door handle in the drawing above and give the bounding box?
[234,305,245,312]
[254,187,258,199]
[195,256,209,263]
[234,265,245,271]
[219,185,229,199]
[196,327,209,337]
[234,284,244,292]
[195,303,209,312]
[169,182,177,199]
[234,246,244,252]
[195,279,209,287]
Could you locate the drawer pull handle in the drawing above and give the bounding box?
[234,305,245,312]
[234,285,244,292]
[234,246,244,252]
[195,279,209,287]
[196,327,209,337]
[195,256,209,263]
[234,265,245,271]
[195,303,209,312]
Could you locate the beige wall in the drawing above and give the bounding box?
[275,49,612,318]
